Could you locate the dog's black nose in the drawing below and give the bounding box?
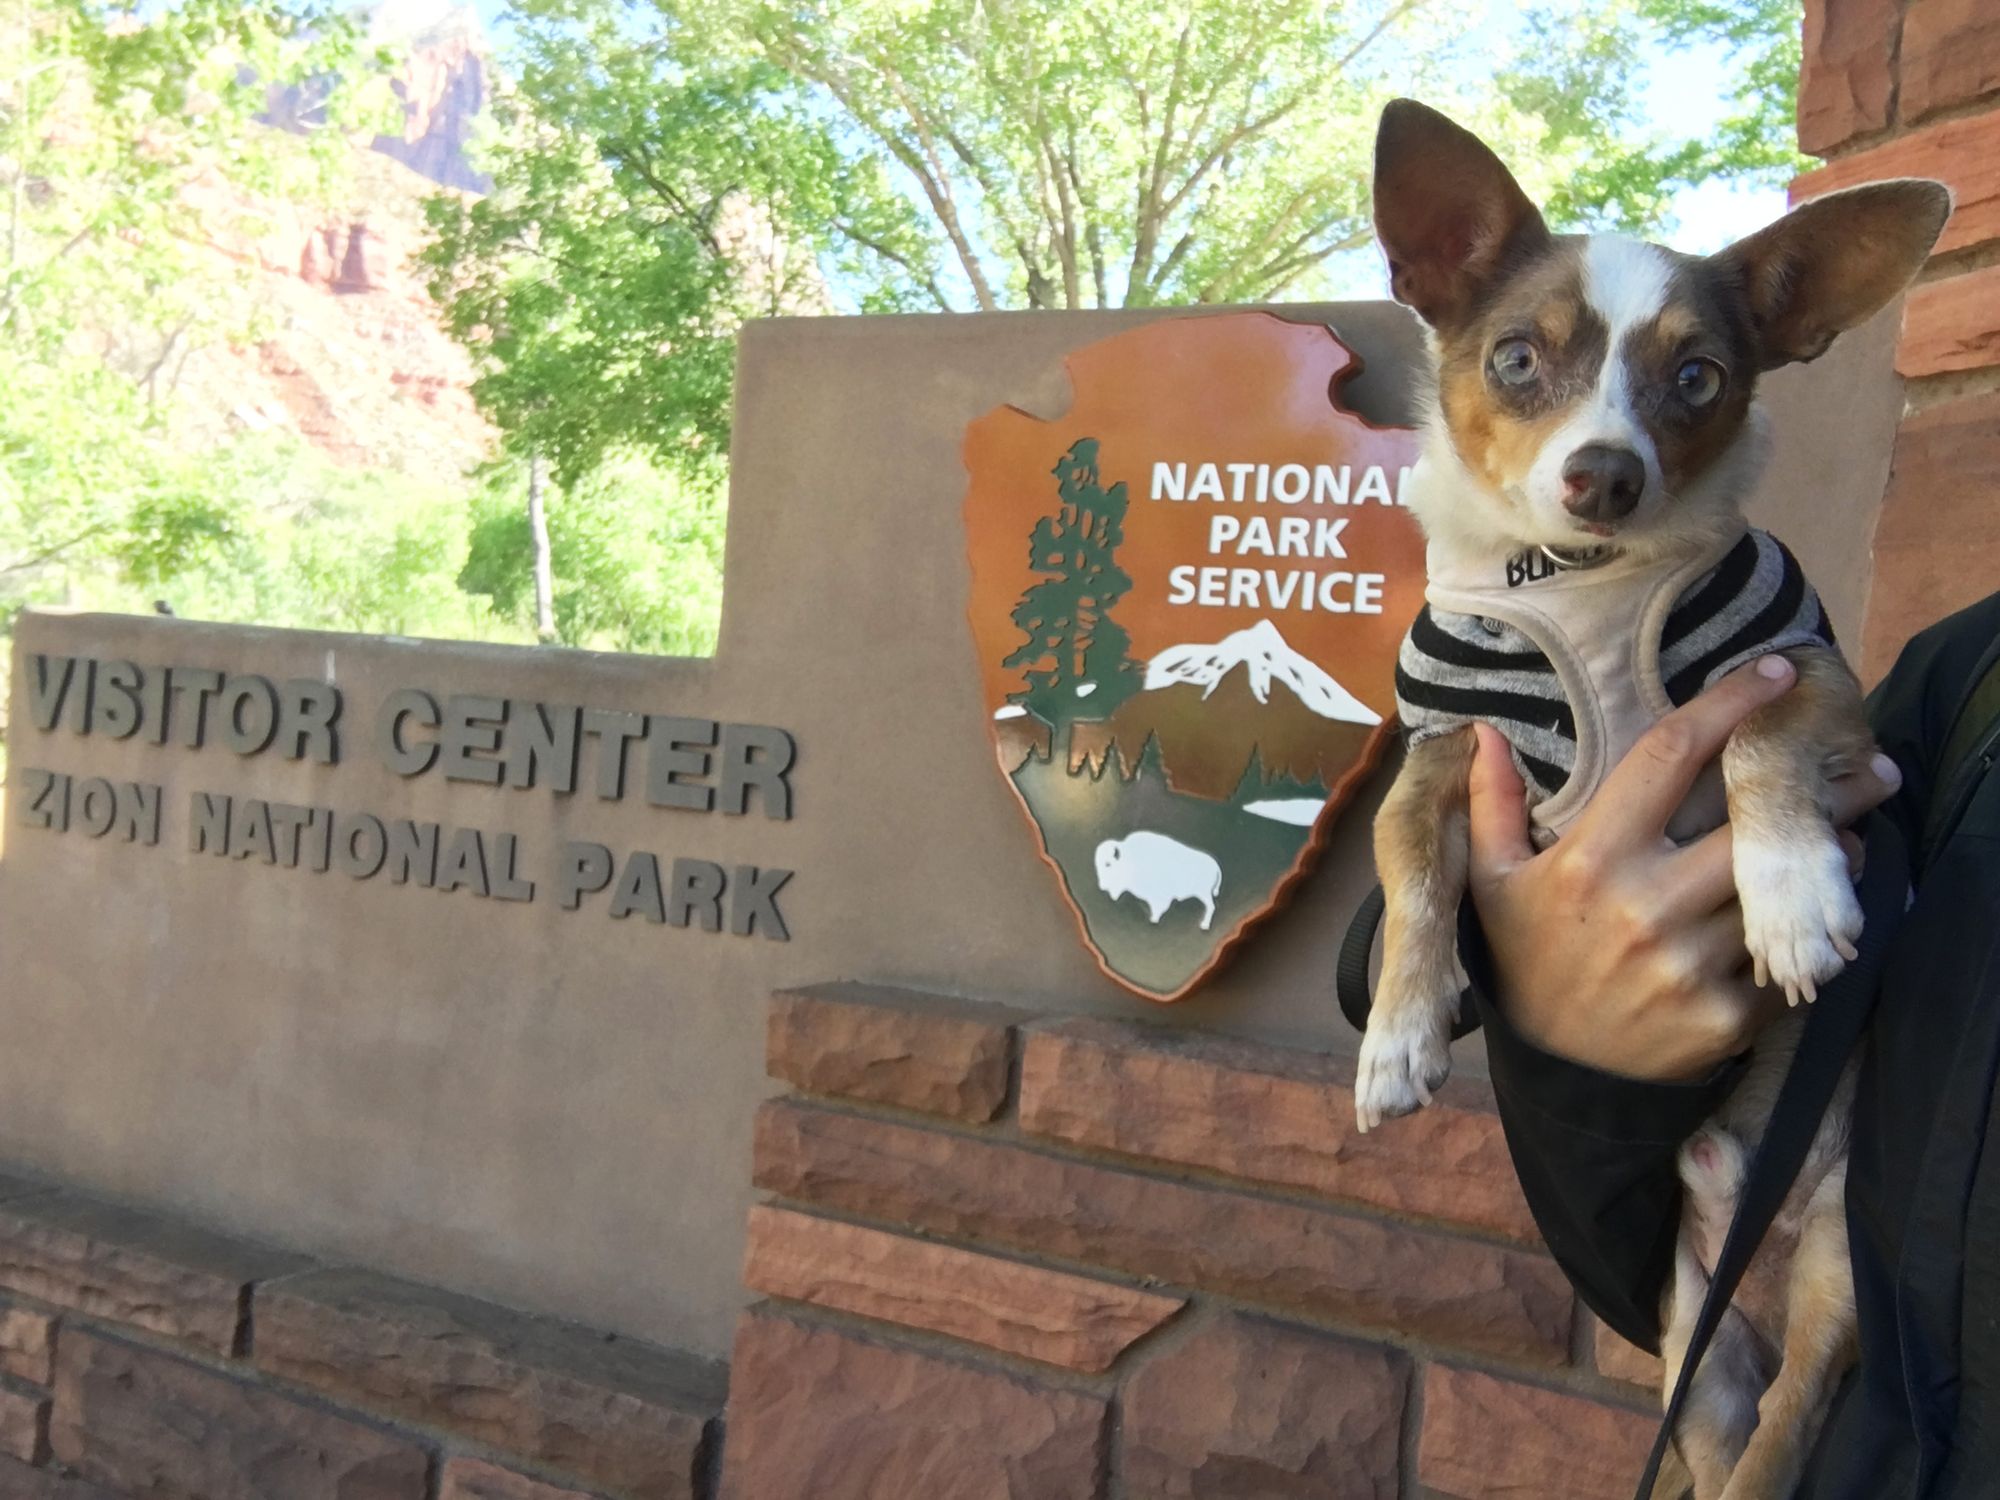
[1561,444,1646,522]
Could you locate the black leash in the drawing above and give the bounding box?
[1335,881,1383,1037]
[1633,813,1905,1499]
[1335,816,1909,1500]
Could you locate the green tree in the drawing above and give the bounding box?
[429,0,1808,487]
[1004,438,1141,728]
[1505,0,1807,232]
[457,454,724,655]
[419,0,1807,674]
[0,2,381,605]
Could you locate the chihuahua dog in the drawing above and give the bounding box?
[1354,100,1948,1500]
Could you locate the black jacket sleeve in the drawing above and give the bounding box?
[1861,590,2000,861]
[1462,916,1744,1352]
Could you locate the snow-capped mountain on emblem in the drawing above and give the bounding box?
[1144,620,1383,726]
[962,312,1427,1002]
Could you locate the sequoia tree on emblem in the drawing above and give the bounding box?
[964,313,1426,1001]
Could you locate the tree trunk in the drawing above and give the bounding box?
[527,452,556,643]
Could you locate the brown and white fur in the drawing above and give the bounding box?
[1355,100,1949,1500]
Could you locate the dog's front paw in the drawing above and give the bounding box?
[1737,835,1863,1006]
[1355,1007,1453,1132]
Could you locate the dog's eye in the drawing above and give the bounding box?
[1677,358,1726,408]
[1491,339,1540,386]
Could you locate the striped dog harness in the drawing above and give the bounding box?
[1395,524,1835,843]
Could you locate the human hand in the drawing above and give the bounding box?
[1467,658,1901,1083]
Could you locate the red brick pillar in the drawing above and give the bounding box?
[1795,0,2000,680]
[723,984,1663,1500]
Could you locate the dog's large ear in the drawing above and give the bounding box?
[1711,179,1952,370]
[1373,99,1548,330]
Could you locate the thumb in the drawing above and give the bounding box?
[1468,722,1534,876]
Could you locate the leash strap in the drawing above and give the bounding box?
[1631,812,1909,1500]
[1336,883,1384,1036]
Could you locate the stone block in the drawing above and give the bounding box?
[1901,0,2000,123]
[1794,106,2000,259]
[0,1301,57,1385]
[1862,390,2000,678]
[1799,0,1898,154]
[755,1100,1573,1364]
[742,1205,1182,1372]
[767,983,1017,1121]
[1900,263,2000,379]
[50,1328,429,1500]
[1017,1019,1537,1241]
[719,1308,1108,1500]
[253,1268,720,1500]
[0,1375,47,1464]
[1417,1365,1656,1500]
[1120,1312,1406,1498]
[0,1192,307,1356]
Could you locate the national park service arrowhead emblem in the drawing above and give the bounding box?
[963,313,1426,1001]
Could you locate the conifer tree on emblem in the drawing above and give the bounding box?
[1003,438,1141,727]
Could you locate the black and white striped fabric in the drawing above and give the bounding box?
[1395,530,1835,802]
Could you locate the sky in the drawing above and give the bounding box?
[455,0,1793,298]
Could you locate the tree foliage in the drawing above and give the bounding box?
[0,0,1811,743]
[426,0,1809,497]
[0,2,386,712]
[457,454,724,654]
[1507,0,1808,232]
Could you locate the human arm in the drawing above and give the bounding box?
[1466,660,1900,1348]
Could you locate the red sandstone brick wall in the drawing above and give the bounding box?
[721,983,1666,1499]
[0,1183,723,1498]
[1795,0,2000,679]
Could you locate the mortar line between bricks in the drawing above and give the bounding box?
[998,1024,1026,1124]
[1399,1355,1426,1500]
[764,1092,1549,1254]
[1566,1293,1592,1369]
[1900,88,2000,137]
[1915,242,2000,287]
[1904,365,2000,413]
[750,1191,1643,1400]
[1811,119,1908,161]
[698,1412,725,1500]
[741,1294,1123,1395]
[1803,86,2000,174]
[1886,0,1909,130]
[231,1283,254,1359]
[1097,1390,1120,1500]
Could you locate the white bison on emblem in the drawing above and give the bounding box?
[1094,832,1222,930]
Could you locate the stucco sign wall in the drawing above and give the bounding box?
[0,301,1903,1364]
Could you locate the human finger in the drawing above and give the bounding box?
[1468,723,1534,881]
[1688,905,1748,977]
[1829,752,1903,828]
[1575,657,1797,852]
[1653,823,1744,922]
[1662,746,1897,915]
